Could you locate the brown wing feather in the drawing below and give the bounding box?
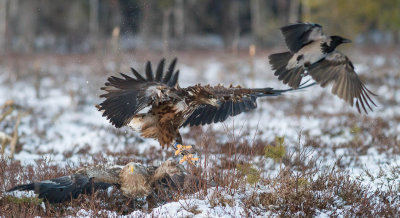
[307,51,377,113]
[181,84,297,127]
[98,59,180,128]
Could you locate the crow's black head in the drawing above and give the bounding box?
[322,35,352,53]
[330,35,352,47]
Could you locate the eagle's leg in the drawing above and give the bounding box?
[172,142,198,164]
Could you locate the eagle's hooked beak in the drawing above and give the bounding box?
[130,165,134,173]
[209,99,220,107]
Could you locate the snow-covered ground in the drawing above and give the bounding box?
[0,49,399,216]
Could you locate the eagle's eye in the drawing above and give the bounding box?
[208,94,213,99]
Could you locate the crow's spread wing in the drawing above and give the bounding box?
[182,83,314,127]
[307,51,377,113]
[98,58,180,128]
[7,174,111,203]
[281,23,325,53]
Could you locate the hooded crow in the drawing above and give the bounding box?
[268,23,376,113]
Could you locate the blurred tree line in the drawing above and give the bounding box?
[0,0,399,54]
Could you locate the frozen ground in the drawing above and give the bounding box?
[0,48,399,217]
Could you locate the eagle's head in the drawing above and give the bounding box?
[188,85,220,107]
[119,162,151,198]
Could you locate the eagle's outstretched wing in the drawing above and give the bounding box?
[98,58,180,128]
[182,82,314,127]
[307,51,377,113]
[280,23,325,53]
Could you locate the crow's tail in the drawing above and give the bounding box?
[269,52,305,88]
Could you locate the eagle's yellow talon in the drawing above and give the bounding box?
[174,144,197,164]
[183,145,192,150]
[174,144,193,156]
[179,154,198,164]
[174,144,182,156]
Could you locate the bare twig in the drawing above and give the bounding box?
[9,113,23,159]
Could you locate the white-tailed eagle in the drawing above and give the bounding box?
[97,58,313,163]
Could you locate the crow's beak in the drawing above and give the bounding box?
[342,38,352,43]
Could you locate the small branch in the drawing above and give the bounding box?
[9,113,22,159]
[0,100,14,122]
[0,131,12,155]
